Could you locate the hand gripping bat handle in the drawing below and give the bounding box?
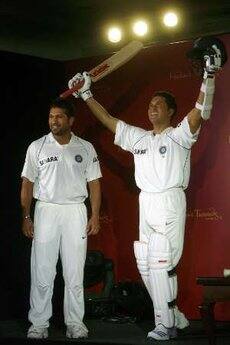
[59,79,85,99]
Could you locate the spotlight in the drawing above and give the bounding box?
[107,27,122,43]
[132,20,148,37]
[163,12,178,27]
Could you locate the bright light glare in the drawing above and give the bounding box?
[107,27,122,43]
[133,20,148,36]
[163,12,178,27]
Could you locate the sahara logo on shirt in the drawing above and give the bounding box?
[134,149,147,155]
[39,156,58,166]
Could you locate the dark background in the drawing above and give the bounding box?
[0,0,230,60]
[1,52,65,320]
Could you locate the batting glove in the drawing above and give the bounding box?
[68,73,83,98]
[204,44,222,77]
[79,71,93,101]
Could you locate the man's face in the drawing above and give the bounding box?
[48,107,74,136]
[148,96,173,126]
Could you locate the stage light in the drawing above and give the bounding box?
[132,20,148,36]
[107,27,122,43]
[163,12,178,27]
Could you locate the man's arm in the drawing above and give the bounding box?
[86,97,118,133]
[187,86,204,134]
[69,72,118,133]
[187,44,222,134]
[87,179,101,235]
[21,177,34,238]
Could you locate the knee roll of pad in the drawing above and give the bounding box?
[133,241,149,276]
[134,241,152,295]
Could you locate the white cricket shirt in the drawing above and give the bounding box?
[114,116,200,192]
[21,132,102,204]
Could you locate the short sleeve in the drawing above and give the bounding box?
[114,120,147,152]
[170,116,200,149]
[21,143,38,182]
[85,144,102,182]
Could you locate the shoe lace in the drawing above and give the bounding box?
[29,327,45,334]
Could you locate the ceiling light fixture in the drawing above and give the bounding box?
[132,20,148,36]
[163,12,178,27]
[107,27,122,43]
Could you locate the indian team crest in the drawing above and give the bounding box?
[75,154,83,162]
[159,146,167,155]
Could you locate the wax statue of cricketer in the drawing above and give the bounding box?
[67,37,226,340]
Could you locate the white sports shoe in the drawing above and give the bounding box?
[147,324,177,341]
[66,324,88,339]
[175,307,190,329]
[27,325,48,339]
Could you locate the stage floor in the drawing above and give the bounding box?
[0,318,230,345]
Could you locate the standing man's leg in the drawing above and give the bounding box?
[134,190,189,340]
[60,203,88,339]
[28,202,61,339]
[134,194,152,297]
[164,196,189,331]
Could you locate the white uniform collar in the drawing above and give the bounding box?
[47,132,77,145]
[152,126,173,136]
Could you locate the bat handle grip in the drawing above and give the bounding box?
[59,79,85,99]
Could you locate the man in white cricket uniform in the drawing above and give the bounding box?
[68,42,221,340]
[21,98,102,339]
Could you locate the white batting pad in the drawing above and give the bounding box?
[133,241,152,296]
[148,233,175,327]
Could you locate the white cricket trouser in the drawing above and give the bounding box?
[139,188,186,267]
[29,201,87,328]
[138,188,186,327]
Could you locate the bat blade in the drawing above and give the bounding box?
[90,40,143,82]
[60,41,143,99]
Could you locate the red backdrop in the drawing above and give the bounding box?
[65,34,230,320]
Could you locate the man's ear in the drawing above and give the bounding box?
[169,108,174,117]
[69,117,75,126]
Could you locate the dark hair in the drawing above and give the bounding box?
[152,91,177,116]
[49,98,76,118]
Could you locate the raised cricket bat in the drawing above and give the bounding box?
[60,41,143,98]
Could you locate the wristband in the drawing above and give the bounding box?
[82,89,93,101]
